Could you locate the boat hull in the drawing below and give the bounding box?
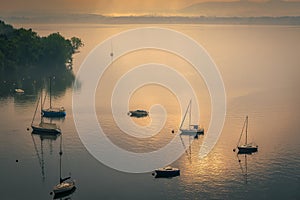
[180,128,204,136]
[31,125,61,134]
[154,169,180,178]
[238,146,258,154]
[128,110,148,118]
[53,180,75,194]
[42,109,66,118]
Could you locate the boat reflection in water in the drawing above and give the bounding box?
[53,187,76,200]
[237,154,249,184]
[31,131,60,180]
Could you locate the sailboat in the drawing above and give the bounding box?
[31,90,61,134]
[180,99,204,136]
[236,116,258,154]
[53,135,76,197]
[42,77,66,118]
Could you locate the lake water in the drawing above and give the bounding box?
[1,24,300,199]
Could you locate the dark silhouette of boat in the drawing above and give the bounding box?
[31,89,61,134]
[128,109,148,118]
[154,166,180,178]
[235,116,258,154]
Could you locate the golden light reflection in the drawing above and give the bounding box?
[95,48,211,153]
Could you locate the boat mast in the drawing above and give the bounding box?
[179,99,192,129]
[237,116,247,147]
[49,77,52,109]
[245,115,248,145]
[40,89,44,123]
[189,99,192,129]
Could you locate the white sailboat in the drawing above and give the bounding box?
[236,116,258,154]
[179,99,204,136]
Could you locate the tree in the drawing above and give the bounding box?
[70,37,84,53]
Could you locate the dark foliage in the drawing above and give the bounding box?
[0,20,83,97]
[0,20,83,73]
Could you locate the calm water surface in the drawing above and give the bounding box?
[1,24,300,199]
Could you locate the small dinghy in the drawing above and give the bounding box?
[128,109,148,118]
[154,166,180,178]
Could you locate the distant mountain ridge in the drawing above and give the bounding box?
[1,14,300,25]
[179,0,300,17]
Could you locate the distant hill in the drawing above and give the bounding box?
[1,14,300,25]
[179,0,300,17]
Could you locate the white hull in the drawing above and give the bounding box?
[179,99,204,136]
[180,128,204,135]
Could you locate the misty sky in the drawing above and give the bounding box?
[0,0,299,16]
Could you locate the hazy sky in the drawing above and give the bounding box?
[0,0,299,16]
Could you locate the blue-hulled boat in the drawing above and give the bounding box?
[42,77,66,118]
[31,90,61,134]
[42,107,66,118]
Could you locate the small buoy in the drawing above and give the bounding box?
[171,130,175,134]
[27,127,30,131]
[238,159,241,162]
[50,192,53,195]
[233,149,236,152]
[152,172,155,176]
[194,134,198,139]
[16,159,18,162]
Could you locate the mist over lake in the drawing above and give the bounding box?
[0,23,299,199]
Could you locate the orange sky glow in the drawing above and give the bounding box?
[0,0,299,16]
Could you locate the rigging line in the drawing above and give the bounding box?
[31,94,41,125]
[189,99,191,128]
[42,89,47,109]
[179,99,191,129]
[236,117,247,147]
[179,134,192,163]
